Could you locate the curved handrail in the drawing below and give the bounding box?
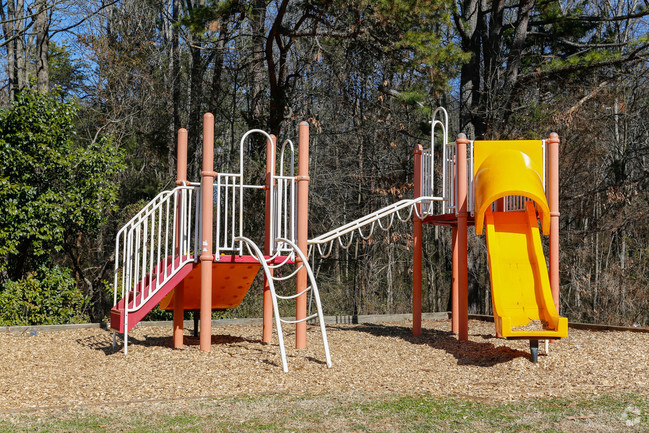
[234,235,332,372]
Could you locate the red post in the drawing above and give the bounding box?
[262,134,277,344]
[412,144,423,336]
[456,134,469,341]
[296,121,309,349]
[173,128,188,348]
[548,132,560,312]
[200,114,215,352]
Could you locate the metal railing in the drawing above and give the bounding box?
[272,139,298,256]
[308,196,442,258]
[235,236,331,372]
[442,140,475,215]
[215,130,298,258]
[113,183,201,342]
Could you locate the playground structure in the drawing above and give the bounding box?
[111,108,567,367]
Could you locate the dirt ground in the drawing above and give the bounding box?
[1,319,647,412]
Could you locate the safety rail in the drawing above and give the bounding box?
[443,141,475,216]
[214,172,251,256]
[442,139,547,215]
[308,196,442,258]
[235,236,331,372]
[271,139,298,256]
[113,183,201,350]
[423,107,449,215]
[215,130,298,258]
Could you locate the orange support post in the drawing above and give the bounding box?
[296,121,309,349]
[456,134,469,341]
[173,128,188,348]
[263,134,277,344]
[200,114,215,352]
[412,144,423,336]
[548,133,560,312]
[451,225,459,334]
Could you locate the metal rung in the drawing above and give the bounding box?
[274,286,310,300]
[280,313,318,324]
[234,236,331,372]
[272,263,304,281]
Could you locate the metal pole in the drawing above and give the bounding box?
[263,134,277,343]
[456,134,469,341]
[296,121,309,349]
[200,114,215,352]
[412,144,423,336]
[173,128,188,348]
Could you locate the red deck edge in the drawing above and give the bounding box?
[214,254,295,264]
[422,213,476,227]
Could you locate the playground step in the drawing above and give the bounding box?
[111,255,294,333]
[110,260,196,333]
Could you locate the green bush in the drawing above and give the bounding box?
[0,265,89,326]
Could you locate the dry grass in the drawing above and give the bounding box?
[2,319,648,412]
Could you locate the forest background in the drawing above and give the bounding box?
[1,0,648,328]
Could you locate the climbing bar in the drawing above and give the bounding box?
[308,196,443,259]
[280,313,319,324]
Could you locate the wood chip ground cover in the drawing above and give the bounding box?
[1,319,648,411]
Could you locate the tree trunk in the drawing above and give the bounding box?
[188,44,204,180]
[249,0,266,129]
[0,0,17,100]
[35,0,50,93]
[456,0,483,138]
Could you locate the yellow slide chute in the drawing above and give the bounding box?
[473,141,567,340]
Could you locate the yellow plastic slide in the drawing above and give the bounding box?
[473,145,567,340]
[484,203,567,339]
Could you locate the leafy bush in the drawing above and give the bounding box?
[0,265,89,326]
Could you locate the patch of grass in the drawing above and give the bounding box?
[0,391,647,432]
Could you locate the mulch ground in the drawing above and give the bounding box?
[2,319,648,411]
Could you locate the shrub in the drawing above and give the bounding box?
[0,265,89,326]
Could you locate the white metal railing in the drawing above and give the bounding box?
[442,140,477,216]
[113,183,201,351]
[215,130,298,258]
[443,141,457,214]
[235,236,331,372]
[422,107,449,216]
[272,139,298,255]
[214,172,247,256]
[308,196,442,258]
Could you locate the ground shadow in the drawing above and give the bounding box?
[75,334,116,355]
[329,322,531,367]
[78,330,261,355]
[126,333,254,349]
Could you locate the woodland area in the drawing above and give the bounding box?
[1,0,649,327]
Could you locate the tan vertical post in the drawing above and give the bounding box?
[262,134,277,343]
[456,134,469,341]
[296,121,309,349]
[412,144,423,336]
[200,114,215,352]
[548,132,560,312]
[173,128,188,348]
